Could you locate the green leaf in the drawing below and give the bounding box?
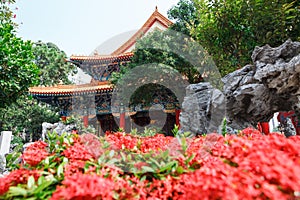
[37,176,45,186]
[98,154,106,164]
[57,163,64,177]
[120,152,126,162]
[24,198,36,200]
[148,157,161,168]
[140,175,147,181]
[176,166,185,174]
[141,166,155,173]
[107,158,119,165]
[113,192,120,199]
[8,186,28,197]
[27,176,35,190]
[185,153,195,164]
[63,157,68,163]
[44,157,49,166]
[33,179,55,195]
[159,161,178,172]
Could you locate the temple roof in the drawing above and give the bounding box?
[29,81,113,96]
[70,7,172,61]
[30,8,172,97]
[111,7,173,55]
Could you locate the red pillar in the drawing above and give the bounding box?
[83,115,88,128]
[296,127,300,135]
[175,109,181,128]
[119,113,125,131]
[61,116,67,122]
[257,122,270,135]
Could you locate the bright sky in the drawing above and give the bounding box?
[13,0,179,57]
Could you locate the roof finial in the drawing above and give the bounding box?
[155,6,158,11]
[93,50,99,56]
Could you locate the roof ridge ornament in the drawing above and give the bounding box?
[155,6,158,11]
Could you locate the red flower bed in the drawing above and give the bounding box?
[1,128,300,199]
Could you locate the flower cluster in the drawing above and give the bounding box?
[105,131,173,153]
[61,142,93,161]
[0,169,41,195]
[106,132,138,150]
[22,141,49,166]
[80,133,104,158]
[50,173,115,200]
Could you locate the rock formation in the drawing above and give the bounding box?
[180,39,300,134]
[41,122,75,141]
[180,83,225,134]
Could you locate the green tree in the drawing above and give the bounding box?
[112,29,206,85]
[0,1,75,139]
[0,0,39,108]
[33,41,77,86]
[111,29,222,120]
[0,0,16,24]
[0,40,78,137]
[167,0,199,37]
[0,96,60,141]
[0,39,77,137]
[192,0,300,76]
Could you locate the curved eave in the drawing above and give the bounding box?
[29,84,114,97]
[69,52,134,65]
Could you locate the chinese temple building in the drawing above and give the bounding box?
[29,7,181,135]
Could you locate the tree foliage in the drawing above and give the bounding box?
[0,96,60,141]
[0,1,75,138]
[112,29,208,85]
[131,30,205,84]
[0,1,39,108]
[167,0,199,37]
[192,0,300,75]
[33,41,77,86]
[0,0,16,25]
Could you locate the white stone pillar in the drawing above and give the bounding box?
[0,131,12,155]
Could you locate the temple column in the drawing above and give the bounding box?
[61,116,67,122]
[119,113,125,131]
[83,115,88,128]
[175,109,181,128]
[257,122,270,135]
[119,104,126,131]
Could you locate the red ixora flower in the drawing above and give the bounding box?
[26,141,48,150]
[80,133,104,159]
[0,169,41,195]
[62,143,93,161]
[64,160,86,177]
[50,173,115,200]
[22,141,49,166]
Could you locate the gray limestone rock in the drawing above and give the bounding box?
[280,118,297,137]
[180,82,225,134]
[224,40,300,128]
[180,40,300,134]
